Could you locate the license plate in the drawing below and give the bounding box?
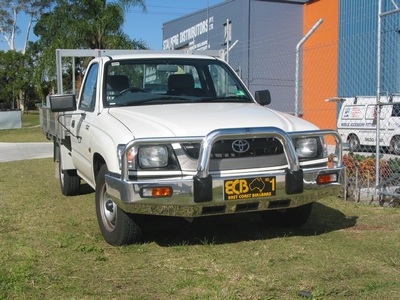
[224,177,276,200]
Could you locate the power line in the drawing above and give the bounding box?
[141,4,210,11]
[128,3,212,17]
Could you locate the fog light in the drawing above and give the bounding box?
[141,187,172,197]
[317,173,338,184]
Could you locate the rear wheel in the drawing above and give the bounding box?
[59,150,80,196]
[348,135,361,152]
[95,164,142,246]
[260,202,313,228]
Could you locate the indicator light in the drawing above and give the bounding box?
[141,187,172,197]
[317,173,338,184]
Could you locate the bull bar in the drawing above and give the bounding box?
[105,127,345,217]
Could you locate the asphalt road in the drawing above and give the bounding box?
[0,142,53,162]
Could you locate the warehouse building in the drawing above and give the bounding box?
[163,0,307,117]
[162,0,400,132]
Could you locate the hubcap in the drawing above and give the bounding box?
[350,137,358,150]
[101,189,117,231]
[104,197,116,224]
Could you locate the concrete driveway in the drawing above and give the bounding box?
[0,142,53,162]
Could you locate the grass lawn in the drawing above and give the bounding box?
[1,111,399,299]
[0,158,399,299]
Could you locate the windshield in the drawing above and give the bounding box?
[103,58,252,107]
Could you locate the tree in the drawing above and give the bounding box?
[33,0,147,95]
[0,0,52,54]
[0,50,29,109]
[34,0,147,50]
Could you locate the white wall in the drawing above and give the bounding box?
[0,111,22,130]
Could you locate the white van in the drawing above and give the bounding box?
[327,95,400,154]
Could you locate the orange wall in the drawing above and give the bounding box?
[303,0,339,134]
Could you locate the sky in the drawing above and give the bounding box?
[0,0,223,52]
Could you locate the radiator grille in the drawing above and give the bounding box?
[181,138,284,159]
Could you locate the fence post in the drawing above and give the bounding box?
[295,18,323,117]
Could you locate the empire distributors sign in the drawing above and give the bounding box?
[163,16,214,50]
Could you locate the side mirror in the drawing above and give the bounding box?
[255,90,271,106]
[49,94,76,112]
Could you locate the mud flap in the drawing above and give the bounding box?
[285,169,304,195]
[193,175,213,203]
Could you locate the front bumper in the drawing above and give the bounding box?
[105,127,345,217]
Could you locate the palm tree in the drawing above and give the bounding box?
[34,0,147,50]
[75,0,146,49]
[31,0,147,99]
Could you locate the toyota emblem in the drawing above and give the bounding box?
[232,140,250,153]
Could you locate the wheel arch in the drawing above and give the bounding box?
[93,153,106,185]
[390,134,400,142]
[347,132,358,141]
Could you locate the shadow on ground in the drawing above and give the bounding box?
[140,202,358,246]
[79,183,95,195]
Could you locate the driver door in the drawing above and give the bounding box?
[70,63,99,183]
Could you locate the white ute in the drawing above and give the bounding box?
[40,49,345,246]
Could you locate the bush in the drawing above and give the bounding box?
[342,152,390,184]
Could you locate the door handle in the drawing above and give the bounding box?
[71,120,75,128]
[85,124,90,130]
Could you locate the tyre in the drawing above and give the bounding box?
[59,150,80,196]
[260,202,313,228]
[348,135,361,152]
[390,136,400,155]
[95,164,142,246]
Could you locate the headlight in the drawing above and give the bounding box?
[295,138,318,158]
[138,145,168,168]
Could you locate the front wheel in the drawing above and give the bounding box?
[390,136,400,155]
[348,135,361,152]
[95,164,142,246]
[260,202,313,228]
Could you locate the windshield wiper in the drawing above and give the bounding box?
[111,96,193,107]
[195,96,250,102]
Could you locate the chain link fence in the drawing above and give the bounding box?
[209,1,400,206]
[339,2,400,206]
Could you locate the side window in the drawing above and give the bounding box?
[342,105,365,119]
[184,66,201,88]
[79,63,98,111]
[208,64,241,97]
[392,104,400,117]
